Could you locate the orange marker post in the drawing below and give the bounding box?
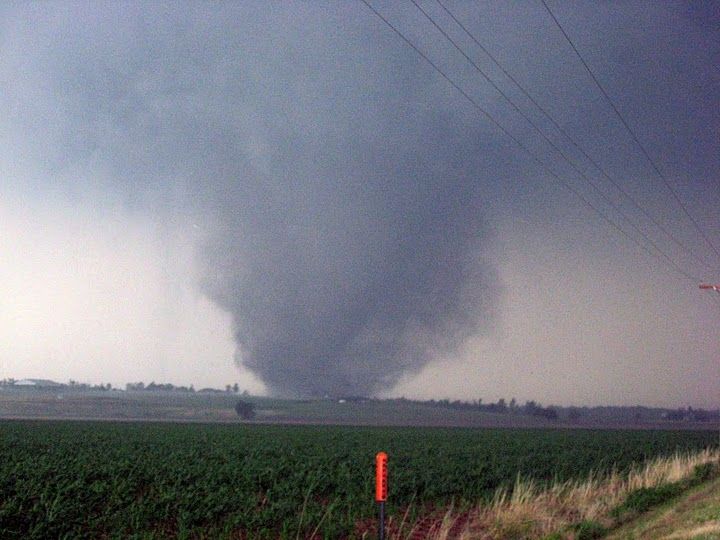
[375,452,388,540]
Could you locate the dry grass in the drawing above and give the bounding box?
[402,448,720,540]
[662,521,720,539]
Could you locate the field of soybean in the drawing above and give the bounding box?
[0,421,716,539]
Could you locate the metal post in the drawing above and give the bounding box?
[379,500,385,540]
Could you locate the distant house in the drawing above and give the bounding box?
[14,379,63,388]
[337,396,368,403]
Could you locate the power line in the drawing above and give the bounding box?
[357,0,702,285]
[434,0,717,275]
[539,0,720,262]
[408,0,714,279]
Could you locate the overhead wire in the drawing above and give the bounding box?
[539,0,720,263]
[357,0,702,284]
[408,0,714,279]
[433,0,717,275]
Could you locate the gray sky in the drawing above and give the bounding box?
[1,1,718,406]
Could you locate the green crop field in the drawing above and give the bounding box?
[0,421,716,539]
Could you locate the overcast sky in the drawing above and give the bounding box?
[1,1,718,406]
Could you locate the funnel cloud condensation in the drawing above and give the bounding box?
[3,4,501,397]
[201,132,500,397]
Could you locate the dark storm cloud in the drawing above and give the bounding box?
[3,1,717,401]
[3,2,505,396]
[200,118,501,396]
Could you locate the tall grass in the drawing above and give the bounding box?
[405,447,719,540]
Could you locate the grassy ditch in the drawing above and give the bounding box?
[408,448,719,539]
[603,474,720,540]
[610,461,717,523]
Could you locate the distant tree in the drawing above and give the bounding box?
[226,384,232,393]
[690,409,710,422]
[521,400,558,421]
[524,400,538,415]
[234,400,255,420]
[666,409,686,421]
[233,382,239,393]
[497,398,507,413]
[509,398,517,412]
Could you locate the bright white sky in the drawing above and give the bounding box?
[0,193,265,393]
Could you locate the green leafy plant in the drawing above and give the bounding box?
[574,519,608,540]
